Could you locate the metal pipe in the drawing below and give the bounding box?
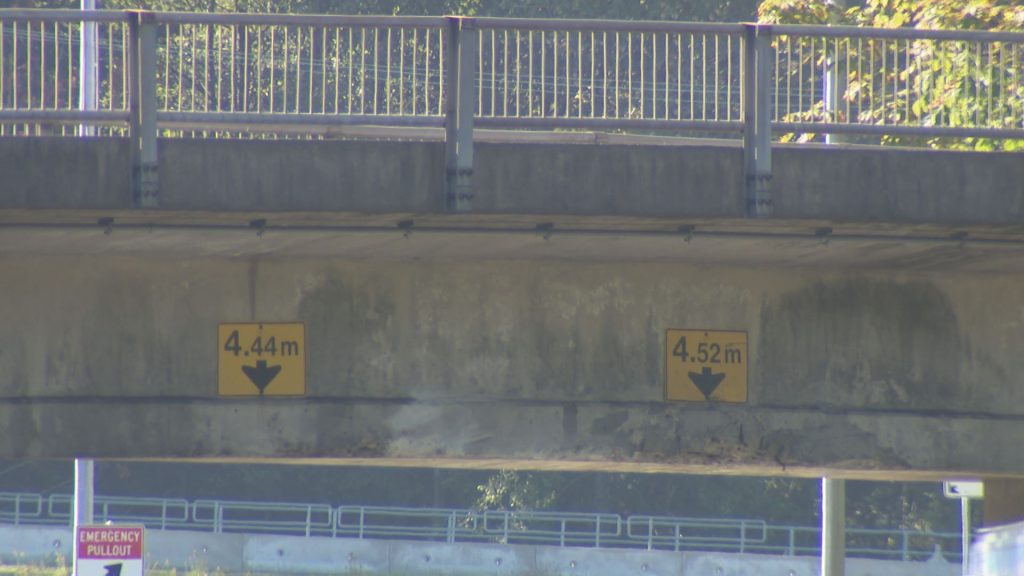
[961,497,971,576]
[821,478,846,576]
[72,458,94,576]
[767,23,1024,43]
[79,0,97,137]
[1,220,1024,249]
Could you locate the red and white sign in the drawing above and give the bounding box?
[76,525,144,576]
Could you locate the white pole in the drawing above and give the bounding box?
[74,5,97,564]
[72,458,95,576]
[822,477,846,576]
[79,0,97,136]
[962,497,971,576]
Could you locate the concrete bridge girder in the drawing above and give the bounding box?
[2,253,1022,478]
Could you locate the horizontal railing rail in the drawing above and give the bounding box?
[0,491,965,562]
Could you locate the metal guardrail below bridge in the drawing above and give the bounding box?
[0,491,964,562]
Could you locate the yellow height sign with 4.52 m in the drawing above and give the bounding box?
[218,323,305,396]
[665,329,747,403]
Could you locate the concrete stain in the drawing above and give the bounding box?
[297,272,397,395]
[79,276,169,393]
[758,278,962,409]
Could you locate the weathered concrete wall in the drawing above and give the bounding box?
[0,137,131,208]
[770,146,1024,224]
[3,137,1023,223]
[160,138,446,212]
[1,254,1022,476]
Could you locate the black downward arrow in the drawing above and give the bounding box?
[104,564,123,576]
[688,367,726,400]
[242,360,282,395]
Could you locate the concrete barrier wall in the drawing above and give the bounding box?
[3,137,1023,223]
[0,525,959,576]
[0,137,131,208]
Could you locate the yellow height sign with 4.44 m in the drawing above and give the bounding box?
[665,329,747,403]
[218,323,305,396]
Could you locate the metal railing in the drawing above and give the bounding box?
[3,10,1021,139]
[481,509,622,547]
[0,491,964,562]
[47,493,191,530]
[627,515,767,553]
[0,491,44,526]
[766,25,1024,141]
[337,505,478,543]
[193,499,334,537]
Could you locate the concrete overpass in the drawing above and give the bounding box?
[4,134,1024,484]
[4,10,1024,529]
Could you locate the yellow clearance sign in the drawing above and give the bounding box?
[665,329,747,403]
[218,323,305,396]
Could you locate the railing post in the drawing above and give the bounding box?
[129,11,159,208]
[743,24,772,218]
[444,17,475,212]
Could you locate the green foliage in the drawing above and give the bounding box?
[474,469,557,513]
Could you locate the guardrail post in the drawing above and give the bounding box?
[444,17,476,212]
[743,24,772,218]
[647,517,654,551]
[129,11,158,208]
